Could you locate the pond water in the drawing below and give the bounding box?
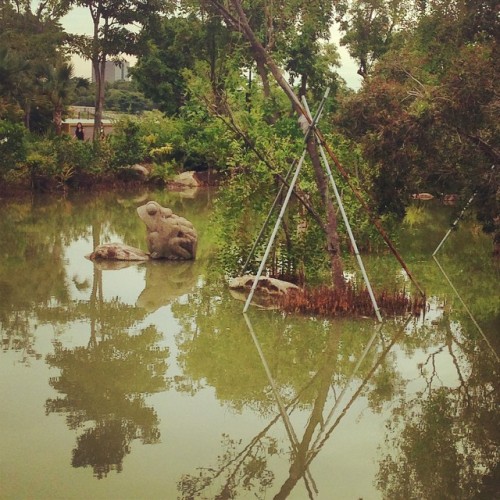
[0,189,498,499]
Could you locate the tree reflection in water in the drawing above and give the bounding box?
[376,315,500,499]
[177,313,411,499]
[45,263,170,479]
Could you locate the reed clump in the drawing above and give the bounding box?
[278,285,425,318]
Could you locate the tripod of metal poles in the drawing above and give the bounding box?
[241,89,382,322]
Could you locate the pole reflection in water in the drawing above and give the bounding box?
[177,311,413,498]
[243,313,412,499]
[244,313,319,498]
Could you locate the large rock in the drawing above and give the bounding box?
[229,275,300,309]
[137,200,197,260]
[173,171,202,188]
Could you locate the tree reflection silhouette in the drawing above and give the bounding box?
[45,249,169,479]
[46,320,169,477]
[177,312,410,498]
[376,314,500,499]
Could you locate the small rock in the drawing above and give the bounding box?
[229,275,300,309]
[87,243,150,261]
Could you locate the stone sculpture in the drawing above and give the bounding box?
[137,201,197,260]
[87,201,197,262]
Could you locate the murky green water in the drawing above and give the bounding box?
[1,189,498,499]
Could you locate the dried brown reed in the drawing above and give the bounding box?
[278,284,425,319]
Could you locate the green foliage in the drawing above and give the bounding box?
[0,119,26,173]
[336,1,499,234]
[0,1,68,132]
[105,80,155,114]
[51,135,96,174]
[132,14,237,115]
[148,161,176,183]
[25,146,57,179]
[178,97,233,171]
[108,117,146,169]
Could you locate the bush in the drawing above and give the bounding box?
[52,135,96,174]
[0,119,26,175]
[108,117,146,169]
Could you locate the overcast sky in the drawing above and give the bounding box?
[62,7,362,90]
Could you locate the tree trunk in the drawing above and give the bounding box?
[306,136,345,289]
[93,57,106,141]
[254,54,271,99]
[23,99,31,130]
[91,14,106,142]
[53,107,62,135]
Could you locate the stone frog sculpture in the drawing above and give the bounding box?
[137,201,197,260]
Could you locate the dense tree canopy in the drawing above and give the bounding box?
[336,0,498,238]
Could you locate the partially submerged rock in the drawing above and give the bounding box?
[87,243,150,261]
[229,275,300,309]
[411,193,434,200]
[173,171,202,188]
[129,164,150,177]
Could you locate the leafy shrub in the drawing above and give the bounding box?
[0,119,26,175]
[51,135,95,174]
[108,117,146,169]
[149,144,173,162]
[149,161,177,183]
[24,146,58,189]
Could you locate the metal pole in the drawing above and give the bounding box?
[432,192,477,256]
[301,96,383,322]
[242,95,328,313]
[239,159,296,276]
[432,165,495,257]
[431,166,499,363]
[242,149,307,313]
[240,89,330,277]
[278,77,425,297]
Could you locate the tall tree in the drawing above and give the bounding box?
[201,0,346,288]
[336,0,410,78]
[39,60,75,134]
[0,0,69,128]
[70,0,170,139]
[336,0,499,244]
[132,14,235,115]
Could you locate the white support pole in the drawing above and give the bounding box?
[301,96,383,323]
[242,94,329,313]
[242,149,307,313]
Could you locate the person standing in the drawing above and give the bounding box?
[74,122,85,141]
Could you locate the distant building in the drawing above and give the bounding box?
[92,60,130,83]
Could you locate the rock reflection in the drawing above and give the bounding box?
[91,259,198,312]
[137,260,198,312]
